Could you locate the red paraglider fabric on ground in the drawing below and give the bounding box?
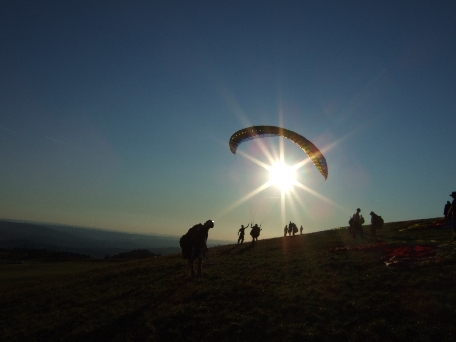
[328,242,440,267]
[381,245,438,267]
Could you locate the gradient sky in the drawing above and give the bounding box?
[1,1,455,241]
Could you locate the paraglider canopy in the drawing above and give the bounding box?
[229,125,328,180]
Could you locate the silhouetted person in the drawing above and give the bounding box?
[185,220,214,277]
[350,208,363,238]
[369,211,384,236]
[292,222,298,236]
[444,200,452,226]
[284,225,288,237]
[287,221,293,236]
[353,208,361,223]
[250,223,262,244]
[238,223,249,244]
[300,225,303,235]
[448,192,456,241]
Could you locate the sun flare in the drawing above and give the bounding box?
[268,161,296,192]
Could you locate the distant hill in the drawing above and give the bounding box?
[0,247,93,263]
[103,249,159,261]
[0,220,230,258]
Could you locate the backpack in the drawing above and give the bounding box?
[293,224,298,233]
[251,226,261,238]
[375,216,384,228]
[179,224,207,259]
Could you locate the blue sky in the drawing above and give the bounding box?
[1,1,455,241]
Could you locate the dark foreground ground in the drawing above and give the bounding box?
[1,218,455,341]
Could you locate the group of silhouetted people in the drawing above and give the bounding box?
[349,190,456,241]
[348,208,383,238]
[185,194,456,279]
[237,223,262,245]
[283,221,303,236]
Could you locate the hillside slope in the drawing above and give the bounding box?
[1,218,456,341]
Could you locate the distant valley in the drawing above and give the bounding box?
[0,220,230,258]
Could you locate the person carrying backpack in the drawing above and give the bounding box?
[369,211,384,236]
[292,223,298,236]
[250,223,262,244]
[448,192,456,241]
[444,200,452,226]
[350,208,363,238]
[287,221,293,236]
[180,219,214,277]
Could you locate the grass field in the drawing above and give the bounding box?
[1,218,456,341]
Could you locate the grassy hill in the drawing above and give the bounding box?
[1,218,456,341]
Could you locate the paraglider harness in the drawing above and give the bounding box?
[250,224,262,242]
[180,224,209,260]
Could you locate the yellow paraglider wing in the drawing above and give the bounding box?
[229,125,328,180]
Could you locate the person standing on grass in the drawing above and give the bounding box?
[284,225,288,237]
[250,223,262,244]
[448,192,456,241]
[300,225,303,235]
[369,211,383,236]
[353,208,361,223]
[444,200,452,226]
[238,224,249,244]
[184,219,214,278]
[292,222,298,236]
[351,208,363,238]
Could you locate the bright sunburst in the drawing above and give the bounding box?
[268,160,296,193]
[218,134,342,228]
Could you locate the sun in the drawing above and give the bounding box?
[268,161,296,192]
